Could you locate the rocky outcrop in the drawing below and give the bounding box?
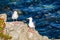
[4,21,51,40]
[0,14,7,22]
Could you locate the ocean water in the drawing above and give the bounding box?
[0,0,60,39]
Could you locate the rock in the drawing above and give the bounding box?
[0,14,7,22]
[3,21,51,40]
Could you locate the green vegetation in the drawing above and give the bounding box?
[0,18,12,40]
[0,27,3,31]
[0,32,12,40]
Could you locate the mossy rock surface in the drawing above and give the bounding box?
[0,18,5,30]
[0,32,12,40]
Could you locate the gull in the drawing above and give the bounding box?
[27,17,35,38]
[27,17,35,30]
[12,10,18,21]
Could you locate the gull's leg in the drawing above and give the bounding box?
[14,19,15,22]
[16,19,17,22]
[12,19,14,22]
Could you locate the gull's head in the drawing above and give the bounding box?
[27,17,32,20]
[14,10,18,14]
